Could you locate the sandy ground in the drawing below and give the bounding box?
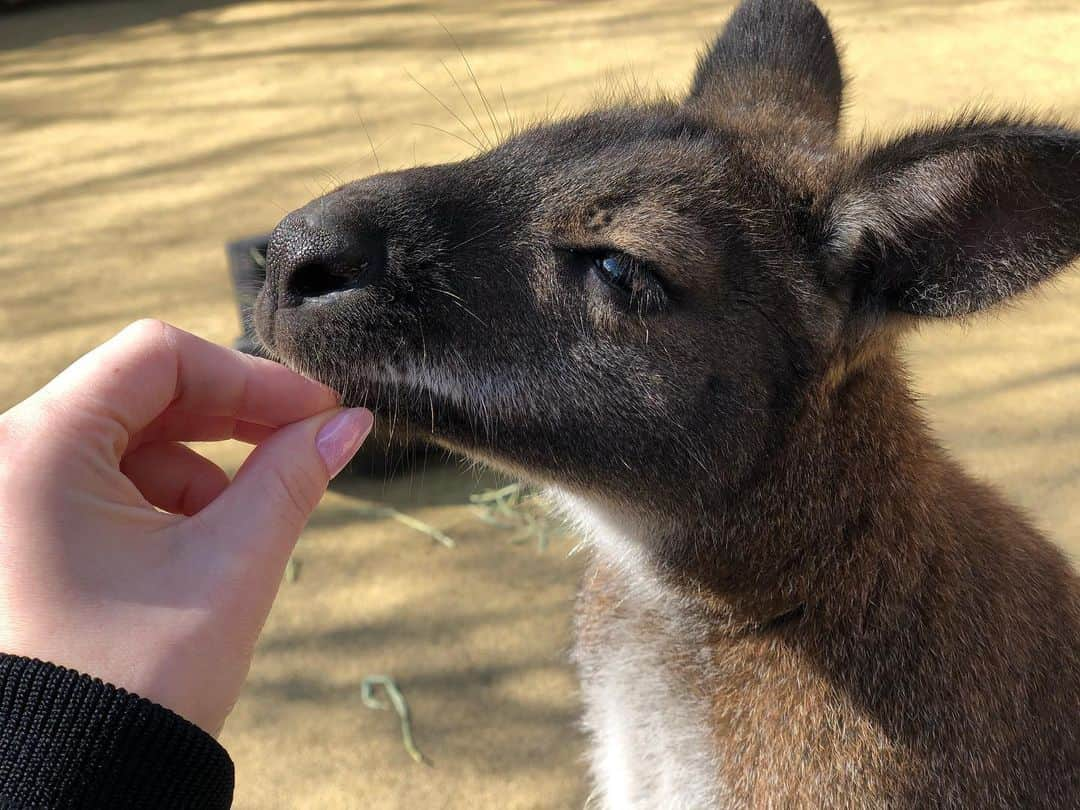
[1,1,1078,807]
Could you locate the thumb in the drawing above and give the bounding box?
[196,407,374,566]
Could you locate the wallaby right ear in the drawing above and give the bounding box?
[823,119,1080,318]
[687,0,843,151]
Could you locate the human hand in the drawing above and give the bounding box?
[0,320,372,735]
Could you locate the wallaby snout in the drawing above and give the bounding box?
[255,168,457,381]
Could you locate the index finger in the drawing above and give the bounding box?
[37,319,339,449]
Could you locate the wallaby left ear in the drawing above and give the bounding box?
[823,119,1080,317]
[688,0,843,152]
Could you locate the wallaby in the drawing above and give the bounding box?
[253,0,1080,806]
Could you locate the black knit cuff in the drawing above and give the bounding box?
[0,655,233,809]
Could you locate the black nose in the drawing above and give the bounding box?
[265,209,384,308]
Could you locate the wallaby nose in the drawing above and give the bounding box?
[265,209,384,308]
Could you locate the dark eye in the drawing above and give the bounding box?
[559,246,667,314]
[593,253,636,290]
[575,249,666,314]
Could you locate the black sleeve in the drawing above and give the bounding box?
[0,655,233,809]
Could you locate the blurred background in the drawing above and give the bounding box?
[1,1,1077,808]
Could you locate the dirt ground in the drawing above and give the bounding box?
[1,1,1078,808]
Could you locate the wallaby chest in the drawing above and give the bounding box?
[574,558,727,809]
[574,557,901,810]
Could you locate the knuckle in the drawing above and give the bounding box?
[117,319,177,363]
[116,319,183,385]
[265,463,324,526]
[122,317,171,342]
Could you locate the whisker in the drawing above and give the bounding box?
[433,287,488,328]
[499,85,517,138]
[406,69,486,151]
[440,59,492,149]
[446,222,502,252]
[412,121,483,153]
[436,18,503,143]
[359,114,382,173]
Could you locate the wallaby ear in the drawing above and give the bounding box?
[824,119,1080,318]
[688,0,843,150]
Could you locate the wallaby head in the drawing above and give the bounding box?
[255,0,1078,527]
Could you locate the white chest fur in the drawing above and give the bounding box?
[553,491,727,810]
[578,617,727,810]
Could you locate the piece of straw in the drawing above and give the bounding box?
[361,675,431,766]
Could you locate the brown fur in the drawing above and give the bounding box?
[576,351,1079,806]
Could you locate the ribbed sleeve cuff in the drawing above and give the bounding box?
[0,655,233,809]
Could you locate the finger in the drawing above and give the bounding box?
[128,412,275,453]
[193,408,373,573]
[121,441,231,516]
[32,320,338,450]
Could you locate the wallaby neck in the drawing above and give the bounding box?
[565,347,974,632]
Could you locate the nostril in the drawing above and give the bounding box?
[287,258,368,302]
[266,206,386,309]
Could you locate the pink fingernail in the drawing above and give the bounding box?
[316,408,374,477]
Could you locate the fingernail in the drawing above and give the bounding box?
[316,408,374,478]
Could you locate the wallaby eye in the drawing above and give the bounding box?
[573,248,666,315]
[559,246,666,315]
[593,253,636,291]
